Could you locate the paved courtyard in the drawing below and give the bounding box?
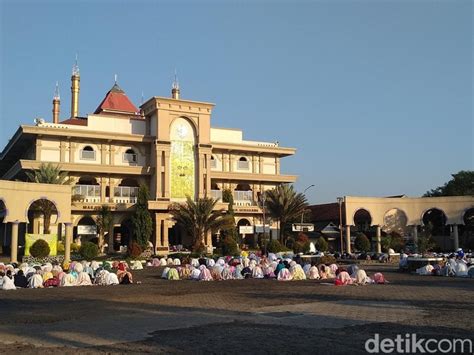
[0,264,473,354]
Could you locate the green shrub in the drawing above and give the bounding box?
[293,233,310,254]
[128,242,142,258]
[30,239,50,258]
[221,237,239,256]
[71,243,80,253]
[314,237,328,252]
[57,242,65,254]
[355,234,371,252]
[267,239,284,253]
[79,242,99,260]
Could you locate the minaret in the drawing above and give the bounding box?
[70,55,80,118]
[52,82,60,124]
[171,70,180,99]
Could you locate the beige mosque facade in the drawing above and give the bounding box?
[0,62,297,261]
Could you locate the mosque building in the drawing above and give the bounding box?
[0,60,297,258]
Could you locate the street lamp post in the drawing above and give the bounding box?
[337,197,344,254]
[300,184,315,225]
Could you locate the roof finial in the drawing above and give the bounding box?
[172,68,179,90]
[53,81,60,100]
[114,74,118,84]
[72,53,80,76]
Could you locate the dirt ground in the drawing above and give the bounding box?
[0,264,473,354]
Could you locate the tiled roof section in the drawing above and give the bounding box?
[94,83,139,114]
[59,117,88,126]
[308,202,345,223]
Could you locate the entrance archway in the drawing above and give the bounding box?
[237,218,254,246]
[422,208,448,236]
[74,216,97,244]
[353,209,372,232]
[27,198,58,235]
[112,218,134,249]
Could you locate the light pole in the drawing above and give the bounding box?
[337,197,344,254]
[300,184,315,225]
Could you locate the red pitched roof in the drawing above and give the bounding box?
[59,117,88,126]
[94,83,139,115]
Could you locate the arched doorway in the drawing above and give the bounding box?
[112,218,134,250]
[74,216,97,244]
[74,176,100,203]
[27,198,58,235]
[461,208,474,249]
[353,209,372,232]
[237,218,254,247]
[0,200,7,255]
[422,208,448,250]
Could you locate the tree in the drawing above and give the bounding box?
[25,163,69,234]
[314,236,328,252]
[96,205,113,253]
[265,184,308,244]
[170,197,234,252]
[423,170,474,197]
[417,225,437,254]
[354,233,371,252]
[131,185,153,249]
[221,189,238,242]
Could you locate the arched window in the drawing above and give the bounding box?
[123,148,137,164]
[80,145,96,160]
[210,155,216,169]
[238,156,249,170]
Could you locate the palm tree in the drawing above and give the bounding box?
[170,197,235,252]
[96,205,113,253]
[265,184,308,244]
[25,163,70,234]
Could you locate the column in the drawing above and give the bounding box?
[109,178,116,203]
[69,142,76,163]
[275,157,280,175]
[412,225,418,250]
[109,144,115,165]
[10,221,19,263]
[345,225,351,254]
[154,214,162,253]
[228,153,234,172]
[258,156,264,174]
[163,220,169,248]
[100,177,107,203]
[64,222,73,263]
[452,224,459,251]
[375,225,382,254]
[251,156,257,173]
[60,141,67,162]
[198,151,205,198]
[100,144,107,165]
[35,139,42,160]
[164,150,170,198]
[205,231,212,253]
[206,154,212,197]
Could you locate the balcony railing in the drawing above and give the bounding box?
[211,190,223,201]
[114,186,138,204]
[73,185,100,203]
[233,190,253,201]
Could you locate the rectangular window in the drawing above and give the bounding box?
[80,150,96,160]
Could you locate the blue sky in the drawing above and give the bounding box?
[0,0,472,203]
